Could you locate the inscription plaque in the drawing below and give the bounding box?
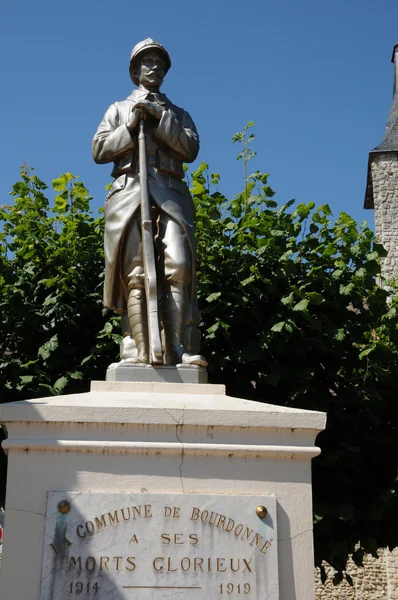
[40,492,278,599]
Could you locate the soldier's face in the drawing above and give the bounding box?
[138,52,166,90]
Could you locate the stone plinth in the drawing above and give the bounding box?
[0,381,326,600]
[106,362,208,383]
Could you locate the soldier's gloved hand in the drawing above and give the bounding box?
[127,107,145,133]
[134,100,164,121]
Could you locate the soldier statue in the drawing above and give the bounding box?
[93,39,206,368]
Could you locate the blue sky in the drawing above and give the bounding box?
[1,0,398,229]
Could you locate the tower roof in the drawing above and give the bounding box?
[364,43,398,209]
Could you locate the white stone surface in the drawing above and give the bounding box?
[91,380,224,395]
[40,492,278,600]
[106,362,208,383]
[0,382,326,600]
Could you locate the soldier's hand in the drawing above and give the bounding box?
[134,100,164,121]
[127,107,144,133]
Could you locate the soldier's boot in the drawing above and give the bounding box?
[120,312,137,361]
[163,285,207,367]
[126,289,149,364]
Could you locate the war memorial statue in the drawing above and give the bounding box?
[93,39,207,370]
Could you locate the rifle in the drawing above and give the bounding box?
[138,119,163,364]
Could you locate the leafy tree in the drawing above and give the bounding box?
[193,123,398,585]
[1,126,398,584]
[0,165,118,402]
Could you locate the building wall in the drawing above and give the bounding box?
[371,154,398,279]
[315,548,398,599]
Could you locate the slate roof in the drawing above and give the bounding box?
[364,43,398,209]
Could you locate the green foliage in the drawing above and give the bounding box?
[2,126,398,583]
[192,125,398,584]
[0,165,118,402]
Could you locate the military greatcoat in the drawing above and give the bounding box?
[92,88,199,314]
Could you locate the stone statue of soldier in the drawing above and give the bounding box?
[93,39,206,368]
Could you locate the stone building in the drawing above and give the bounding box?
[365,43,398,279]
[315,549,398,600]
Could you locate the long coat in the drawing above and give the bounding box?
[92,88,200,320]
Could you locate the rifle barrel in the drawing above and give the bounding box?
[138,119,162,364]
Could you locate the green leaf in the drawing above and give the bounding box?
[366,251,379,261]
[193,162,208,176]
[307,292,324,305]
[69,371,83,380]
[54,195,68,212]
[280,250,294,261]
[191,183,205,195]
[54,376,69,393]
[313,514,324,523]
[354,267,366,278]
[359,345,375,359]
[270,229,285,237]
[339,283,355,296]
[38,335,59,361]
[232,132,244,143]
[281,293,295,305]
[52,176,67,191]
[295,204,311,219]
[334,328,346,341]
[206,292,222,302]
[52,173,74,191]
[383,306,397,320]
[293,299,309,312]
[81,355,94,366]
[323,243,337,258]
[271,321,285,332]
[241,275,255,286]
[206,323,220,335]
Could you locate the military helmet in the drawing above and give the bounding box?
[129,38,171,85]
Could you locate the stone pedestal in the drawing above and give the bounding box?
[106,362,208,383]
[0,382,325,600]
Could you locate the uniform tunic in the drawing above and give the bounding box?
[92,88,199,321]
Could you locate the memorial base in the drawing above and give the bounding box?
[106,361,208,383]
[0,381,326,600]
